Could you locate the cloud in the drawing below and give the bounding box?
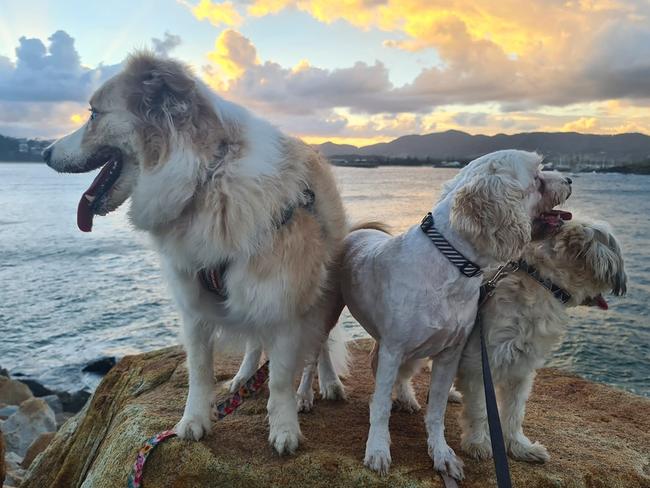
[452,112,489,127]
[151,31,182,57]
[185,0,243,26]
[0,30,119,102]
[207,28,258,80]
[561,117,600,132]
[0,100,87,138]
[238,0,650,109]
[204,29,399,115]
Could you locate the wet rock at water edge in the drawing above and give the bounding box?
[40,395,63,415]
[2,398,56,457]
[18,379,54,398]
[56,389,91,414]
[82,357,117,376]
[0,377,33,406]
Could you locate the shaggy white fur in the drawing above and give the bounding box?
[44,52,347,455]
[453,219,626,463]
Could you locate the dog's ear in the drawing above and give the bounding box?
[450,173,531,261]
[126,52,196,126]
[583,227,627,296]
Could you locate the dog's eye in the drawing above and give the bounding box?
[88,107,98,121]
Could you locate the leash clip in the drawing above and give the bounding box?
[485,261,519,293]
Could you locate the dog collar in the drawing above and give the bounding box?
[199,188,316,298]
[420,212,482,278]
[517,259,571,304]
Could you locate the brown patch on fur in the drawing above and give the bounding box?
[121,51,231,168]
[246,138,347,314]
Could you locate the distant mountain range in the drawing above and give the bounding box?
[317,130,650,171]
[3,130,650,173]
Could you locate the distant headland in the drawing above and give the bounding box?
[3,131,650,174]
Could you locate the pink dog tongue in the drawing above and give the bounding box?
[77,195,94,233]
[76,159,115,232]
[542,209,572,226]
[594,294,609,310]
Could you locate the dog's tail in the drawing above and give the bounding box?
[326,324,350,378]
[349,221,392,234]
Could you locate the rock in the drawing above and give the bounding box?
[0,427,5,485]
[0,405,18,420]
[56,389,91,414]
[0,367,8,378]
[41,395,63,415]
[0,377,33,406]
[4,452,24,486]
[22,431,56,469]
[55,412,74,429]
[82,357,117,375]
[19,379,54,398]
[2,398,56,457]
[4,452,22,473]
[22,340,650,488]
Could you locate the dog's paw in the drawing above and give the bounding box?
[320,380,347,401]
[175,414,211,441]
[269,425,302,455]
[447,387,463,404]
[461,439,493,460]
[364,446,392,475]
[297,390,314,413]
[509,440,550,463]
[392,395,421,413]
[429,440,465,480]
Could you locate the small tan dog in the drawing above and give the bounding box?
[451,219,627,462]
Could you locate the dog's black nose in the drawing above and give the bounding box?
[42,147,52,164]
[565,176,572,185]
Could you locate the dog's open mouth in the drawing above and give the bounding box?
[582,294,609,310]
[77,148,123,232]
[532,209,572,240]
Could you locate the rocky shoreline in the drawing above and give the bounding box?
[0,357,115,487]
[10,340,650,488]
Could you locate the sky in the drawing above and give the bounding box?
[0,0,649,146]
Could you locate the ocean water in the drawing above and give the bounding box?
[0,163,648,397]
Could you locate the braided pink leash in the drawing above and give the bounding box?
[127,360,270,488]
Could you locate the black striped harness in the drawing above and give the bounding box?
[198,188,316,298]
[419,212,482,278]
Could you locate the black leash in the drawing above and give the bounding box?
[476,264,517,488]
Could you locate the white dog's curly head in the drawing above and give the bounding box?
[447,150,572,262]
[523,220,627,308]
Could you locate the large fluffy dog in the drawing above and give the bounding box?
[336,151,572,479]
[454,219,626,462]
[43,53,346,454]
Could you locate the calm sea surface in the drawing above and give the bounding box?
[1,163,648,396]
